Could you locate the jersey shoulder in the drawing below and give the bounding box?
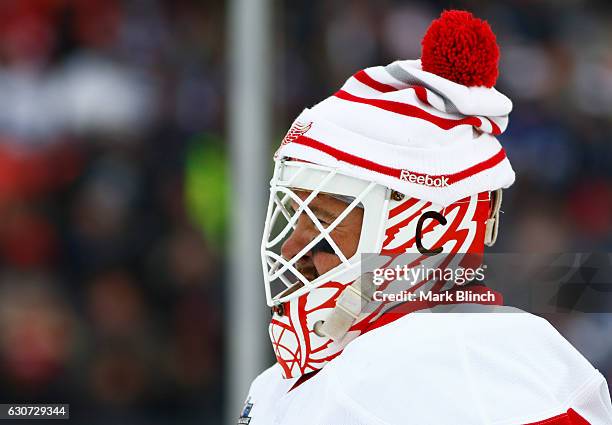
[246,362,287,397]
[325,307,610,424]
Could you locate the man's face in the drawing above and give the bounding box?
[280,191,364,282]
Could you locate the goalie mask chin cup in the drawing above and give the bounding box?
[261,158,495,378]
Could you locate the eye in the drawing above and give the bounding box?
[318,218,330,226]
[315,215,335,227]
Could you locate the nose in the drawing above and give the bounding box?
[281,217,315,260]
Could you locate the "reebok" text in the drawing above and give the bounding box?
[399,170,449,187]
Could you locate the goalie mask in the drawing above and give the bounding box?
[261,11,515,378]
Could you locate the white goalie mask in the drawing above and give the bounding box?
[262,158,389,306]
[261,158,386,379]
[261,156,502,378]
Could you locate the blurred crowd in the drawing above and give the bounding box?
[0,0,610,423]
[0,0,224,423]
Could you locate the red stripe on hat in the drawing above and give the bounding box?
[335,89,483,132]
[412,85,430,105]
[351,71,431,108]
[292,135,507,186]
[523,408,590,424]
[486,117,502,135]
[353,70,397,93]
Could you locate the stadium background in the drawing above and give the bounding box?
[0,0,610,424]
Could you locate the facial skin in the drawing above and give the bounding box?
[281,191,364,282]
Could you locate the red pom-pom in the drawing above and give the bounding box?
[421,10,499,87]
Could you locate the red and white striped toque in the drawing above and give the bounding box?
[276,10,514,207]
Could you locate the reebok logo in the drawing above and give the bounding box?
[400,170,449,187]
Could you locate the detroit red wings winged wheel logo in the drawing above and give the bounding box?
[278,121,312,151]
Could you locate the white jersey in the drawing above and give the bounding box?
[240,306,612,425]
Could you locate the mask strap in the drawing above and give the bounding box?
[314,273,376,341]
[485,189,503,247]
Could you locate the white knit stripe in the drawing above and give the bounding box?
[340,77,384,98]
[362,66,407,89]
[278,140,514,206]
[380,64,451,116]
[312,96,475,149]
[475,116,493,134]
[377,89,473,120]
[338,80,455,120]
[385,60,458,115]
[325,93,493,145]
[340,83,443,115]
[339,86,427,112]
[489,115,508,133]
[380,62,420,90]
[392,60,513,117]
[338,64,507,137]
[298,107,502,173]
[349,66,460,120]
[420,87,447,112]
[333,87,500,136]
[382,62,507,135]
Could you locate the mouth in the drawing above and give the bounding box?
[296,262,319,281]
[272,254,322,302]
[276,261,318,299]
